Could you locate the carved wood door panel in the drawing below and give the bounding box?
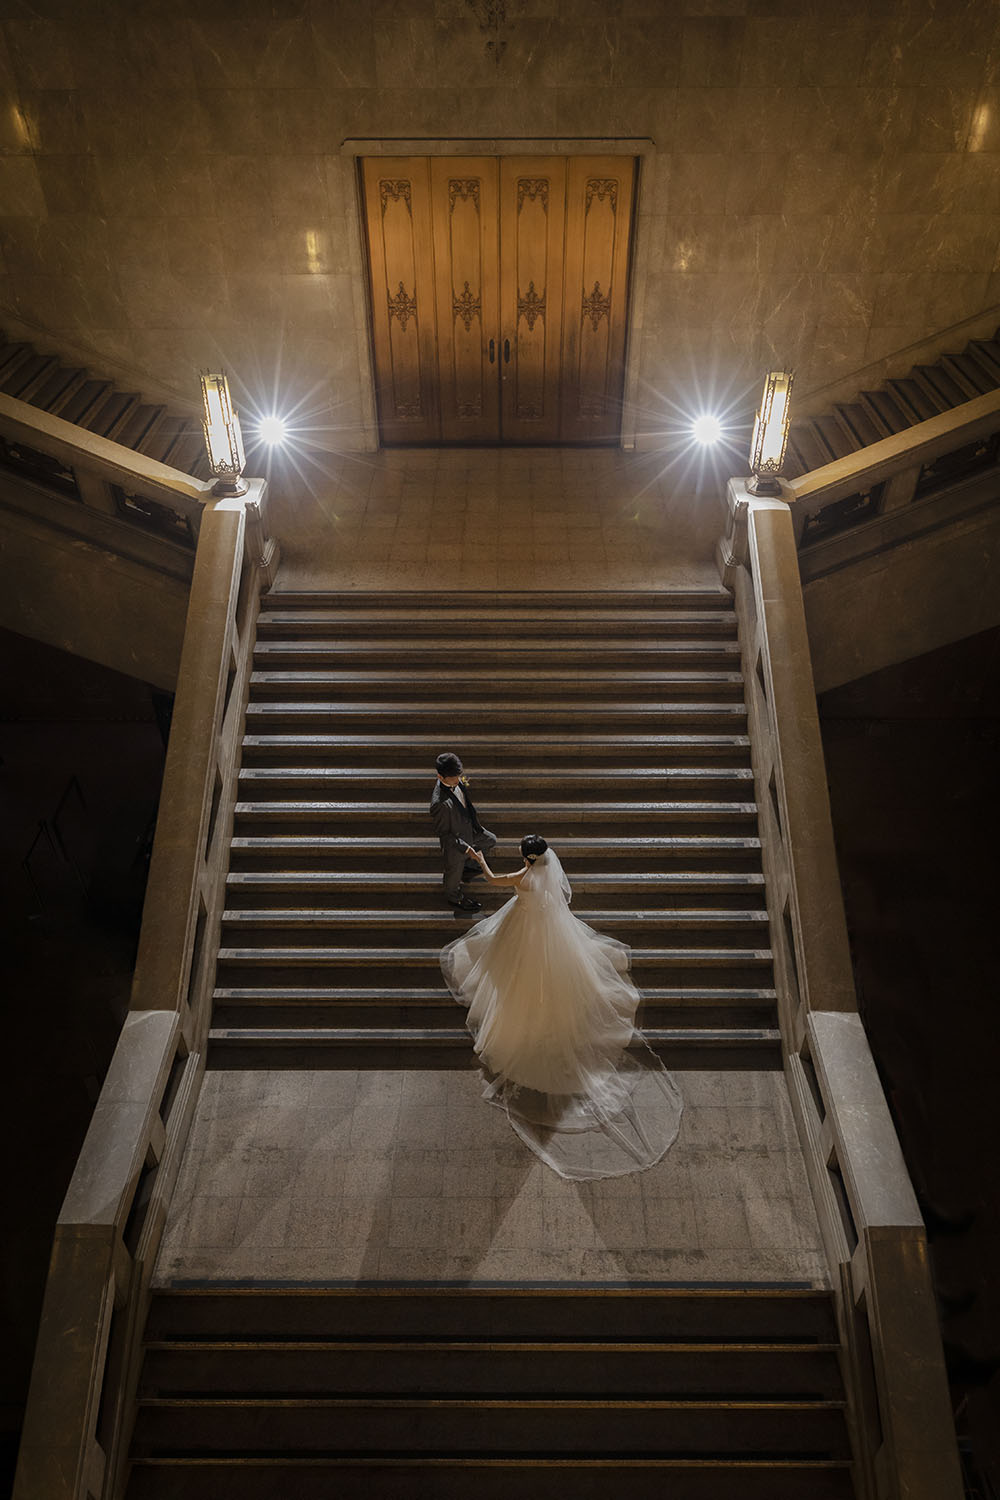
[499,158,566,443]
[361,155,635,445]
[361,158,440,444]
[430,158,500,443]
[560,156,636,443]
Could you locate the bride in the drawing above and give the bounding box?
[441,835,683,1180]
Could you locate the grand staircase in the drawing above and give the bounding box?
[211,589,778,1072]
[125,590,855,1497]
[128,1286,852,1498]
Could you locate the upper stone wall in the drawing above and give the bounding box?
[1,0,999,451]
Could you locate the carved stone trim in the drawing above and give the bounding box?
[458,400,483,418]
[453,280,482,333]
[517,177,549,212]
[517,401,543,419]
[517,280,545,332]
[387,281,418,331]
[449,178,481,209]
[380,179,412,214]
[395,401,423,421]
[582,280,612,331]
[585,178,618,214]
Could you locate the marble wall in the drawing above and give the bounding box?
[1,0,999,450]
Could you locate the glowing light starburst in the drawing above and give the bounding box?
[691,414,723,445]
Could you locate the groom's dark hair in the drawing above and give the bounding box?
[436,751,463,777]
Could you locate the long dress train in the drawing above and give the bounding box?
[441,849,683,1180]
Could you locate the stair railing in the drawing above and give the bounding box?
[0,390,206,548]
[718,481,963,1500]
[788,385,1000,540]
[12,480,278,1500]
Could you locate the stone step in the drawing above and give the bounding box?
[127,1458,853,1499]
[206,1024,781,1069]
[236,768,756,799]
[211,986,778,1030]
[218,908,771,942]
[254,639,744,668]
[213,983,777,1004]
[227,835,765,874]
[132,1395,848,1458]
[261,589,735,611]
[243,702,749,730]
[214,948,774,994]
[248,669,745,700]
[223,871,767,912]
[239,733,753,767]
[256,610,738,639]
[144,1286,839,1343]
[232,802,759,837]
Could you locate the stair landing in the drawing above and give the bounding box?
[154,1066,827,1287]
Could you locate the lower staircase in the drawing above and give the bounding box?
[129,1286,851,1498]
[126,590,855,1497]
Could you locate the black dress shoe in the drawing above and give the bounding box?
[447,894,482,913]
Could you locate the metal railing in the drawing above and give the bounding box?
[11,410,277,1499]
[719,481,963,1500]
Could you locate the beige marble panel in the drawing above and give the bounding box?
[267,155,328,220]
[0,156,45,215]
[667,152,730,213]
[3,16,76,90]
[613,19,683,90]
[2,0,1000,444]
[680,16,745,87]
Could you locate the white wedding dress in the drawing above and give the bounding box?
[441,849,683,1180]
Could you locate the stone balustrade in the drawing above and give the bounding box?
[788,386,1000,542]
[11,472,276,1500]
[719,480,963,1500]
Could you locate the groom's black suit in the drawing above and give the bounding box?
[430,779,497,902]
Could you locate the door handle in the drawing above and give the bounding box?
[489,338,496,364]
[504,338,511,363]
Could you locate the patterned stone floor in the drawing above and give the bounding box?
[155,1067,828,1287]
[265,445,724,593]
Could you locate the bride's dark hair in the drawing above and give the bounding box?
[520,834,548,863]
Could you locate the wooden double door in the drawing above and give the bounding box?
[361,155,636,445]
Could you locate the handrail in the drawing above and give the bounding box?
[787,386,1000,517]
[792,302,1000,418]
[718,480,962,1500]
[0,391,209,511]
[0,390,210,558]
[12,462,278,1500]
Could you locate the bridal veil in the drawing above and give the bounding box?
[441,848,683,1180]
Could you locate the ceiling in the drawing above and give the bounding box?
[1,0,999,453]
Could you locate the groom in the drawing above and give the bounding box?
[430,751,497,913]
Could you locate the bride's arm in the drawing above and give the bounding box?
[469,848,528,886]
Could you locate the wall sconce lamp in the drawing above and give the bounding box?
[200,371,248,496]
[748,370,794,495]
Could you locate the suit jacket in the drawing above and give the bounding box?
[430,779,483,852]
